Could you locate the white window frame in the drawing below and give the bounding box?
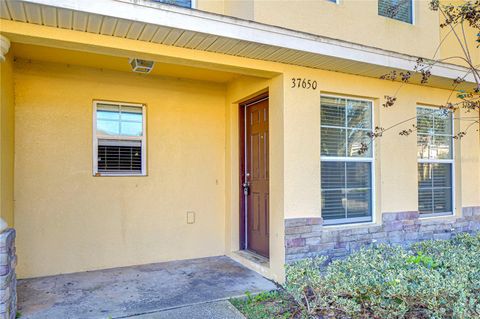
[411,0,416,25]
[416,105,454,217]
[320,94,375,226]
[93,100,147,176]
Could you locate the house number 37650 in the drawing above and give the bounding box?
[291,78,317,90]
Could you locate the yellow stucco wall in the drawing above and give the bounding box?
[224,75,285,282]
[222,63,479,282]
[11,47,480,281]
[197,0,439,59]
[2,16,479,281]
[197,0,477,68]
[0,52,15,229]
[224,0,254,20]
[196,0,254,19]
[457,105,480,208]
[280,67,480,220]
[196,0,224,15]
[14,59,228,278]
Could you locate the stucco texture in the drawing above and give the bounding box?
[197,0,478,68]
[267,65,479,223]
[225,75,286,282]
[0,51,15,230]
[14,60,227,278]
[4,23,480,281]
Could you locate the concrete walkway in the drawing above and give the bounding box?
[17,256,275,319]
[126,301,245,319]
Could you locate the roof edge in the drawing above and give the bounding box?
[16,0,475,84]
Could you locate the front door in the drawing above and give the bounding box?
[242,96,269,258]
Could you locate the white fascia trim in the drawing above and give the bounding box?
[19,0,474,83]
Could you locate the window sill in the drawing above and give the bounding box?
[93,173,147,177]
[419,212,455,220]
[323,220,378,230]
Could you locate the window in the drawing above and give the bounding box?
[417,106,454,216]
[93,101,146,176]
[150,0,192,8]
[378,0,413,24]
[321,96,374,225]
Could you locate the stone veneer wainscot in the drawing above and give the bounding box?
[285,207,480,262]
[0,229,16,319]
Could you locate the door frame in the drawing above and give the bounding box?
[238,92,269,253]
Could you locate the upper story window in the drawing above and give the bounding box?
[150,0,192,8]
[93,101,147,176]
[320,96,374,225]
[378,0,413,24]
[417,106,454,217]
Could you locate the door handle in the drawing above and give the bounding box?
[242,181,250,196]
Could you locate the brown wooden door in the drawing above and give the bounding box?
[244,98,269,258]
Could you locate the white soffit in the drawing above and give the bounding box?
[1,0,474,87]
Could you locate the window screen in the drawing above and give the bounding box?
[417,107,453,216]
[378,0,413,24]
[321,96,374,225]
[94,102,146,176]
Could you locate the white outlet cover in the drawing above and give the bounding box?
[187,211,195,224]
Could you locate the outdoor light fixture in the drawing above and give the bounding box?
[129,58,155,74]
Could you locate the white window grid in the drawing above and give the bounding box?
[93,101,147,176]
[416,105,454,217]
[321,95,375,226]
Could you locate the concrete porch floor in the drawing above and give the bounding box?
[17,256,277,319]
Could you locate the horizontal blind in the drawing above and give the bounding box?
[321,161,372,222]
[321,96,373,225]
[418,163,452,215]
[321,161,346,220]
[417,106,453,216]
[97,140,142,173]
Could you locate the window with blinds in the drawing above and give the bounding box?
[378,0,413,24]
[417,107,453,216]
[93,101,146,176]
[321,96,374,225]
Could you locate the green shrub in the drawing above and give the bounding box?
[284,233,480,319]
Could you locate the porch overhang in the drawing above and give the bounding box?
[0,0,475,88]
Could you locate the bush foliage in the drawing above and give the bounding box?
[285,233,480,319]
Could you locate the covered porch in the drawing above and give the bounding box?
[2,36,286,282]
[2,4,478,318]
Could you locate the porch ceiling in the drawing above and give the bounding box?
[11,42,242,83]
[0,0,474,89]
